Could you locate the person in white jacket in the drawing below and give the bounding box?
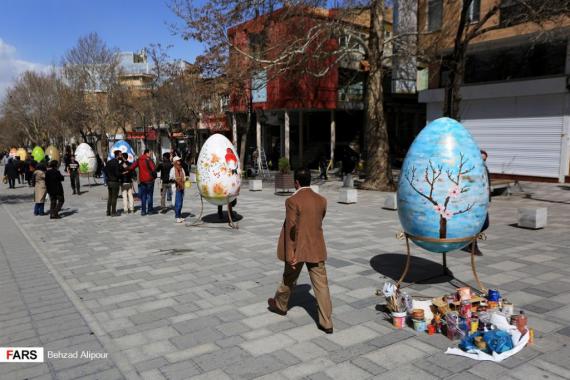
[169,156,187,223]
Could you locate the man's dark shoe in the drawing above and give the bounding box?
[317,324,333,334]
[267,298,287,316]
[106,212,111,216]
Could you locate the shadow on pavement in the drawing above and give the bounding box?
[201,212,243,224]
[369,253,452,285]
[0,193,34,204]
[59,209,78,218]
[286,284,319,324]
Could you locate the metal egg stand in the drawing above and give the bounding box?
[396,232,486,293]
[186,194,239,230]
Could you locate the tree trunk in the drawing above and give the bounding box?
[443,0,471,120]
[360,0,395,191]
[439,216,447,239]
[239,111,250,170]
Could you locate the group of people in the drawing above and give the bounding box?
[3,155,36,188]
[29,160,66,219]
[103,149,191,223]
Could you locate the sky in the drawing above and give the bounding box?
[0,0,205,99]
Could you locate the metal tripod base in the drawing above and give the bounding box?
[186,195,239,230]
[396,233,486,293]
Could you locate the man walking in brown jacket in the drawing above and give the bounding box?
[268,168,333,333]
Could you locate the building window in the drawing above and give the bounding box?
[338,68,365,102]
[248,33,266,59]
[427,0,443,32]
[467,0,480,23]
[499,0,553,27]
[463,39,566,83]
[251,71,267,103]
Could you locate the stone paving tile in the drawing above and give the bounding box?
[1,180,569,379]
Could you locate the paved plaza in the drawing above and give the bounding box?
[1,176,569,380]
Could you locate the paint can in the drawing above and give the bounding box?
[411,309,425,320]
[427,323,436,335]
[391,312,407,329]
[412,319,426,332]
[457,287,471,301]
[470,316,479,334]
[502,300,514,317]
[459,301,472,319]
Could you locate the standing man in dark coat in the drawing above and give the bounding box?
[67,154,81,195]
[4,158,18,188]
[155,152,173,213]
[267,168,333,334]
[14,156,24,184]
[45,160,65,219]
[106,150,122,216]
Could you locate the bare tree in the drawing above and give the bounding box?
[62,32,121,155]
[171,0,403,190]
[1,70,62,146]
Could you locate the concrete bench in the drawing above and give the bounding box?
[490,179,512,195]
[383,193,398,210]
[249,179,262,191]
[518,207,547,229]
[338,188,357,204]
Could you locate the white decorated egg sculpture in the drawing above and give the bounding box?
[74,143,97,174]
[196,134,241,206]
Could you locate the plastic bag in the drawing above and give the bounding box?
[483,330,514,354]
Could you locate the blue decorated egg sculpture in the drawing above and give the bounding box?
[108,140,136,163]
[397,117,489,253]
[196,134,241,206]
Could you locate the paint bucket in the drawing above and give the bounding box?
[412,319,426,332]
[391,312,407,329]
[502,300,514,317]
[457,287,471,301]
[411,309,425,320]
[470,316,479,334]
[459,301,472,319]
[427,324,436,335]
[487,289,500,302]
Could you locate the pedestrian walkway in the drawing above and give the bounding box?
[0,204,128,380]
[0,180,569,379]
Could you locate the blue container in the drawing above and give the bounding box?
[397,117,489,253]
[487,289,500,302]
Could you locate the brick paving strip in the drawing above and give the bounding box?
[0,180,569,379]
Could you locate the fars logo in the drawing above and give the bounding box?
[0,347,44,362]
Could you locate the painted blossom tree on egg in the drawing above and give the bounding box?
[405,153,474,239]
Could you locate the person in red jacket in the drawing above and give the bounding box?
[128,149,156,215]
